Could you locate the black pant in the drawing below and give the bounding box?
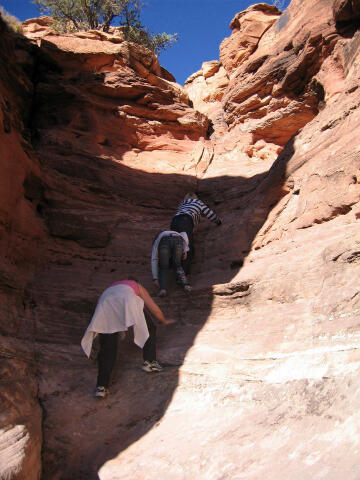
[170,214,194,274]
[97,310,157,388]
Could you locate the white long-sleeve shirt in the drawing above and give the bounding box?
[81,284,149,358]
[151,231,189,280]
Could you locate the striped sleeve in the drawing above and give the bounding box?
[199,200,220,223]
[175,198,220,226]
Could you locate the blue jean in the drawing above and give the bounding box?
[158,235,184,290]
[170,214,194,274]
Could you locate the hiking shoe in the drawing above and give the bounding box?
[94,386,109,398]
[158,289,167,297]
[142,360,163,373]
[176,266,187,285]
[184,284,192,292]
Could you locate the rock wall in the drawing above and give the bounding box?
[1,1,360,479]
[0,18,44,480]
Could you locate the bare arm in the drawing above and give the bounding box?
[138,284,174,325]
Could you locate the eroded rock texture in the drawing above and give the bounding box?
[0,17,43,480]
[1,0,360,478]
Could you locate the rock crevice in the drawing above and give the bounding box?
[1,1,360,478]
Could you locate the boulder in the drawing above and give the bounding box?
[333,0,360,22]
[220,3,280,74]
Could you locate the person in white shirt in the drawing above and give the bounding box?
[151,231,191,297]
[81,277,174,398]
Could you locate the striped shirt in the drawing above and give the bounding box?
[174,199,220,227]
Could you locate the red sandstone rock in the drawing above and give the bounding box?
[1,1,360,479]
[333,0,360,22]
[220,4,280,74]
[186,1,336,151]
[184,61,229,132]
[220,0,340,145]
[0,19,44,480]
[0,337,42,480]
[353,0,360,17]
[22,15,54,37]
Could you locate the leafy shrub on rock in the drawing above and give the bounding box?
[33,0,177,54]
[0,7,23,33]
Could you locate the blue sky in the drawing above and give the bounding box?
[0,0,291,84]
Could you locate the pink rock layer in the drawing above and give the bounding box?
[1,1,360,478]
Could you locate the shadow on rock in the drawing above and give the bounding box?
[25,137,296,479]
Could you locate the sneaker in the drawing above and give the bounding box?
[142,360,163,373]
[158,289,167,297]
[184,284,192,292]
[94,386,109,398]
[176,266,187,285]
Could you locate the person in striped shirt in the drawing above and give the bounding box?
[170,193,222,273]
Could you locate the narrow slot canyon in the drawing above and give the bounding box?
[1,1,360,479]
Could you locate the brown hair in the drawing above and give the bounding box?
[184,192,198,200]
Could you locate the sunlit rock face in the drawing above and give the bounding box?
[1,0,360,478]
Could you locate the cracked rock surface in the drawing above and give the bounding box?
[1,1,360,479]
